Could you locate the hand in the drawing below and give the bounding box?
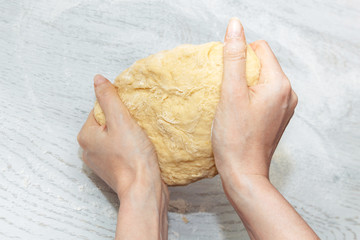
[77,74,165,198]
[212,18,298,182]
[77,74,168,240]
[211,18,318,240]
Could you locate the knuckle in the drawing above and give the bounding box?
[281,79,292,94]
[224,42,246,61]
[292,91,299,108]
[96,81,115,98]
[276,80,292,104]
[254,40,269,50]
[98,87,113,101]
[258,40,269,47]
[77,132,82,144]
[97,86,108,97]
[77,132,87,148]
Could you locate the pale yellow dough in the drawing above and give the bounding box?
[94,42,260,185]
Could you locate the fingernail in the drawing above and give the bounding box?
[226,17,242,40]
[94,75,106,86]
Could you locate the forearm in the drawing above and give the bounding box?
[116,180,169,240]
[222,173,319,240]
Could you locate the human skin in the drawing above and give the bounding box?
[77,75,169,240]
[212,18,319,239]
[78,18,319,240]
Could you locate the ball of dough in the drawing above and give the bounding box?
[94,42,260,185]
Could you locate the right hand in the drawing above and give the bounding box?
[212,19,319,240]
[212,18,298,183]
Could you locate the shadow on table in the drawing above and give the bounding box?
[78,147,119,211]
[78,145,293,237]
[167,145,294,238]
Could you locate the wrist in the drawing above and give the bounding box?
[215,153,270,186]
[117,170,169,208]
[221,172,271,204]
[115,158,167,198]
[116,178,169,240]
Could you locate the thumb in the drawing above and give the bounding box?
[94,74,127,129]
[222,18,249,100]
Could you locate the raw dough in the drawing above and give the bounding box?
[94,42,260,185]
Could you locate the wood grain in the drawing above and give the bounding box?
[1,0,359,239]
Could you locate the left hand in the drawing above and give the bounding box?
[77,74,167,199]
[78,74,169,239]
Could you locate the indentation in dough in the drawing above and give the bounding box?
[93,42,260,185]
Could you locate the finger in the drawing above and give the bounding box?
[222,18,248,99]
[249,42,265,85]
[250,40,286,84]
[77,110,101,148]
[93,74,127,130]
[84,109,100,129]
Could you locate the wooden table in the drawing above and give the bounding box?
[1,0,359,239]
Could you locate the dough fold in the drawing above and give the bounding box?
[94,42,260,185]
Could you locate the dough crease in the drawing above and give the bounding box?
[94,42,260,185]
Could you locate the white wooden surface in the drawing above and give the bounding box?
[1,0,360,239]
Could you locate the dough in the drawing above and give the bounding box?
[94,42,260,185]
